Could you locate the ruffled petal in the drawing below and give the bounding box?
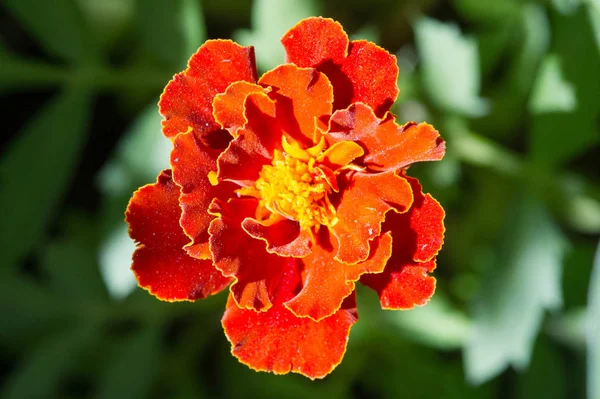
[340,41,398,116]
[361,256,437,310]
[222,257,358,379]
[281,17,348,68]
[159,40,257,144]
[216,92,282,186]
[331,171,413,264]
[259,64,333,145]
[281,18,397,117]
[171,130,236,259]
[208,198,288,311]
[213,81,268,136]
[361,176,444,309]
[126,170,231,301]
[386,175,445,262]
[242,217,311,257]
[284,229,392,321]
[327,103,445,172]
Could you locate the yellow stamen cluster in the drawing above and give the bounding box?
[243,149,337,230]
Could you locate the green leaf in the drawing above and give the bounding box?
[0,89,92,271]
[42,215,109,302]
[97,104,170,197]
[453,0,521,25]
[389,295,471,350]
[529,54,577,114]
[414,17,489,117]
[1,325,96,399]
[98,224,138,300]
[464,196,568,384]
[234,0,318,72]
[135,0,207,68]
[517,338,566,399]
[97,327,161,399]
[4,0,99,63]
[588,240,600,399]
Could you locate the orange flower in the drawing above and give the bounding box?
[126,17,445,379]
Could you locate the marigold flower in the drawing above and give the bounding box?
[126,17,445,379]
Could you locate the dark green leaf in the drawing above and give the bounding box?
[464,196,568,384]
[4,0,99,63]
[0,89,92,272]
[97,327,161,399]
[1,324,96,399]
[517,338,566,399]
[135,0,207,68]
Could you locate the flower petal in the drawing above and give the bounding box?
[126,170,231,301]
[331,171,413,264]
[340,41,398,116]
[216,92,282,186]
[387,175,445,262]
[222,257,358,379]
[361,256,437,310]
[282,18,397,116]
[281,17,348,68]
[242,217,312,257]
[284,229,392,321]
[159,40,257,143]
[213,81,268,136]
[259,64,333,145]
[208,198,288,311]
[328,103,446,172]
[171,130,236,259]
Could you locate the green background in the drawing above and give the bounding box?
[1,0,599,397]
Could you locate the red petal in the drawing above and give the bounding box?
[222,257,358,379]
[126,170,231,301]
[208,198,288,311]
[213,81,267,136]
[361,257,437,310]
[282,17,348,68]
[282,18,397,116]
[340,41,398,116]
[284,229,392,321]
[331,171,413,264]
[159,40,257,143]
[259,64,333,145]
[216,92,282,186]
[171,130,236,259]
[386,175,445,262]
[328,103,446,172]
[242,217,311,257]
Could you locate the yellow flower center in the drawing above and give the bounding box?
[240,147,338,230]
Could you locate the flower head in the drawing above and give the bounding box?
[126,17,445,379]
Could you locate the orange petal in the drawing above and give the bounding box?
[282,17,348,68]
[284,229,392,321]
[223,256,358,379]
[340,41,398,116]
[386,175,445,262]
[213,81,267,136]
[328,103,446,172]
[259,64,333,145]
[171,130,236,259]
[216,92,282,186]
[159,40,257,144]
[361,256,437,310]
[242,217,312,257]
[331,171,413,264]
[126,170,231,301]
[317,140,364,169]
[208,198,288,312]
[282,18,397,116]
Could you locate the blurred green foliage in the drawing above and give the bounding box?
[1,0,599,398]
